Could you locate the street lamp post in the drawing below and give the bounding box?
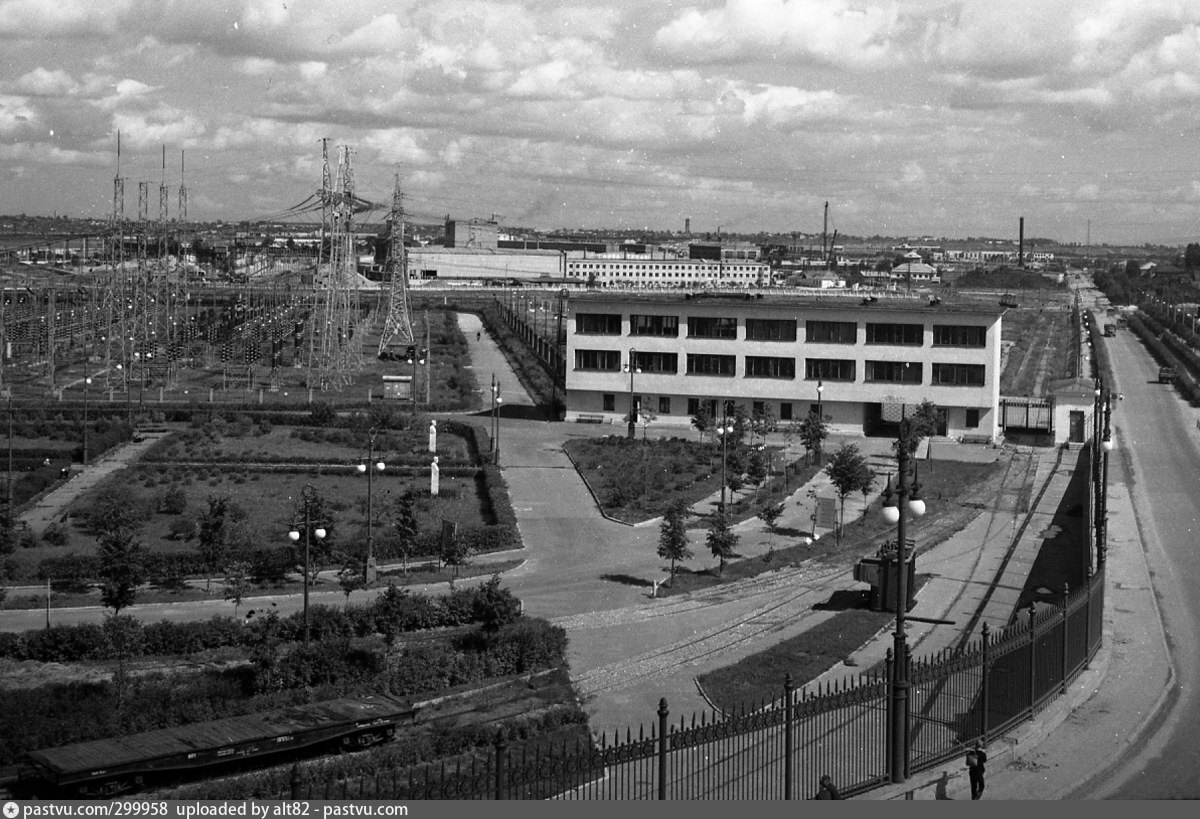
[716,417,735,513]
[550,288,568,422]
[815,377,824,464]
[356,429,385,584]
[288,485,326,647]
[490,373,502,464]
[624,349,640,440]
[82,376,92,465]
[1098,390,1114,568]
[880,439,926,784]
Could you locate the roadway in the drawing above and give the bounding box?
[1066,321,1200,799]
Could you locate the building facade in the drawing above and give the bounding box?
[564,292,1002,441]
[563,257,770,288]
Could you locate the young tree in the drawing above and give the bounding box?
[222,559,252,618]
[196,496,249,592]
[825,443,870,546]
[98,531,146,614]
[657,500,693,586]
[706,510,739,576]
[391,489,420,577]
[337,557,366,608]
[746,447,768,501]
[794,410,829,465]
[857,463,877,525]
[373,582,409,668]
[897,400,940,456]
[691,404,713,442]
[85,484,148,542]
[757,501,785,533]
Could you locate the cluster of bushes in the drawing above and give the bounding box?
[0,577,522,662]
[0,615,567,767]
[31,545,295,587]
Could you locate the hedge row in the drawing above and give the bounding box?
[0,616,568,767]
[0,577,520,662]
[1129,311,1200,405]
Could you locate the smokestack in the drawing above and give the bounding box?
[1019,217,1025,268]
[685,217,691,236]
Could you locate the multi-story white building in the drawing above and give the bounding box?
[564,292,1003,441]
[564,257,770,288]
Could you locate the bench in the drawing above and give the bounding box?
[575,414,605,424]
[959,434,993,445]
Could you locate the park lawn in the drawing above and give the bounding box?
[697,575,932,712]
[564,435,804,524]
[3,465,495,580]
[658,458,999,597]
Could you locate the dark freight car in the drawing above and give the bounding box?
[21,692,414,797]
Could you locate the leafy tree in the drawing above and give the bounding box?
[690,404,713,441]
[0,505,17,556]
[337,557,366,608]
[656,500,693,586]
[473,574,522,632]
[103,612,143,731]
[758,501,785,532]
[98,532,146,614]
[825,443,870,545]
[746,447,768,499]
[749,407,777,443]
[196,496,249,592]
[897,400,939,456]
[373,583,409,667]
[159,485,188,515]
[706,510,739,575]
[84,484,148,542]
[857,463,877,525]
[222,559,253,618]
[391,489,420,577]
[794,410,829,465]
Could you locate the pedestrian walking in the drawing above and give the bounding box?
[966,742,987,799]
[476,331,481,341]
[814,774,841,800]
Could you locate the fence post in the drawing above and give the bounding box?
[1027,602,1037,716]
[657,698,669,801]
[783,674,794,800]
[1061,583,1070,693]
[494,730,507,800]
[980,623,990,743]
[1083,567,1093,669]
[884,647,894,777]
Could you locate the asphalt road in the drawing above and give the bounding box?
[1068,324,1200,799]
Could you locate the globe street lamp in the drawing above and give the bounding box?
[82,376,92,465]
[1098,390,1115,568]
[880,441,925,783]
[405,345,426,417]
[623,349,641,440]
[288,484,327,647]
[715,417,736,514]
[356,429,385,584]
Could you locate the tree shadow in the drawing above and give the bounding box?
[771,526,806,538]
[812,589,871,611]
[600,573,654,588]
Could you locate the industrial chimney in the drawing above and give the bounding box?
[1018,217,1025,268]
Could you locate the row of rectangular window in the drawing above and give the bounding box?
[576,350,985,385]
[577,314,986,347]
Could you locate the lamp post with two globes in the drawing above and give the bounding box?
[715,417,736,514]
[288,484,326,647]
[624,349,641,440]
[880,437,926,783]
[356,429,385,584]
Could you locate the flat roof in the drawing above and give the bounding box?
[570,290,1006,317]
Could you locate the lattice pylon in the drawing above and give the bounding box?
[377,170,415,356]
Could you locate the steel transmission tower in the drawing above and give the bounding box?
[377,171,415,356]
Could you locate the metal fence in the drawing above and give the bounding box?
[281,566,1103,801]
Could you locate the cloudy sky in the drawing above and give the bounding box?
[3,0,1200,244]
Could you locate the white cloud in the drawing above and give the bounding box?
[0,94,39,134]
[653,0,899,67]
[13,67,78,96]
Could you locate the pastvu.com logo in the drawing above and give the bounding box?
[3,801,20,819]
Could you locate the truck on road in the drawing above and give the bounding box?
[1159,366,1177,384]
[1104,323,1116,336]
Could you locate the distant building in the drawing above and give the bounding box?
[444,219,499,250]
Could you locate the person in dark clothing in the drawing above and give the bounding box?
[815,774,841,800]
[966,742,987,799]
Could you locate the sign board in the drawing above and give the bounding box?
[381,374,413,401]
[815,496,839,529]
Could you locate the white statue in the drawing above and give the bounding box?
[430,455,440,496]
[428,419,437,453]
